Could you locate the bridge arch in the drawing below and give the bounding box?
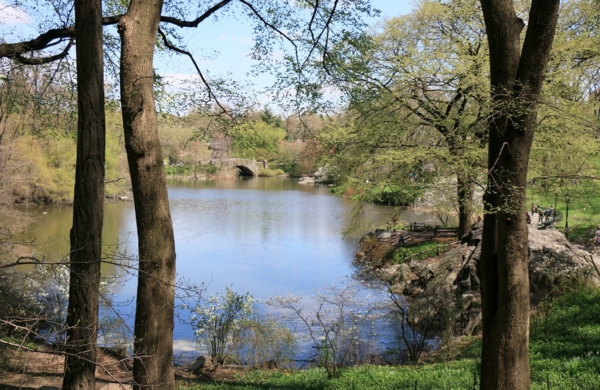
[236,165,254,176]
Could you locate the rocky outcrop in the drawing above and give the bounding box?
[369,222,600,337]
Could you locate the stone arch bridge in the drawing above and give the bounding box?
[212,158,268,176]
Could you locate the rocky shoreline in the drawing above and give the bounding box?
[356,222,600,337]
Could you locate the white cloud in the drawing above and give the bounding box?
[0,1,32,24]
[163,73,202,87]
[240,36,254,45]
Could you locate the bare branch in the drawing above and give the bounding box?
[157,28,232,118]
[238,0,299,64]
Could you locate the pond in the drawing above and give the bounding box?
[14,177,446,363]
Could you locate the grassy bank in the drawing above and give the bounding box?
[528,183,600,241]
[179,286,600,389]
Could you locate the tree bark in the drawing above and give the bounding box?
[63,0,105,389]
[478,1,560,389]
[118,1,176,389]
[456,173,474,238]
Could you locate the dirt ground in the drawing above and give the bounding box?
[0,349,133,390]
[0,348,253,390]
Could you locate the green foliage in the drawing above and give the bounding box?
[201,163,219,176]
[7,135,75,203]
[388,241,445,265]
[257,168,286,177]
[164,165,192,176]
[259,108,284,129]
[273,140,305,176]
[230,121,286,161]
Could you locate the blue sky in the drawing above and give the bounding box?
[1,0,412,109]
[154,0,413,109]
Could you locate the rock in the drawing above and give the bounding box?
[187,355,207,372]
[528,227,600,289]
[397,263,411,282]
[376,231,394,240]
[379,264,400,282]
[390,222,600,338]
[459,292,480,310]
[464,309,482,336]
[389,282,406,295]
[298,177,315,184]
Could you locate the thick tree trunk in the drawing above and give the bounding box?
[118,1,176,389]
[62,1,105,389]
[456,174,474,238]
[478,1,560,389]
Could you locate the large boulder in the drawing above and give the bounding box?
[384,222,600,337]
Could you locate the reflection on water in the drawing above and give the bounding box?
[11,177,447,360]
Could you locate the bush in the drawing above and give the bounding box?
[164,164,191,176]
[190,288,256,367]
[199,163,219,175]
[230,314,296,368]
[257,168,286,177]
[268,282,384,378]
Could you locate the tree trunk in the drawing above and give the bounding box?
[63,0,105,389]
[118,1,176,389]
[456,173,474,238]
[478,1,560,389]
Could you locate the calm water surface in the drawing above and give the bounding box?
[18,178,444,359]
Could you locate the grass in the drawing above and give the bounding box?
[387,241,446,264]
[528,182,600,241]
[178,287,600,389]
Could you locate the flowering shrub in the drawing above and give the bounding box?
[268,283,383,378]
[191,288,256,366]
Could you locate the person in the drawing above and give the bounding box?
[594,226,600,246]
[526,212,531,224]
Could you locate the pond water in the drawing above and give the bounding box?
[14,178,446,363]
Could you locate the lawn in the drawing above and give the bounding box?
[528,181,600,241]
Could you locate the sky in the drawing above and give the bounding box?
[154,0,413,108]
[0,0,413,110]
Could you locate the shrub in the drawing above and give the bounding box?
[257,168,286,177]
[268,282,383,378]
[230,314,296,368]
[190,288,256,366]
[164,164,191,176]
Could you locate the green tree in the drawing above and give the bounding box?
[259,107,284,129]
[230,120,286,160]
[316,0,490,235]
[527,0,600,200]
